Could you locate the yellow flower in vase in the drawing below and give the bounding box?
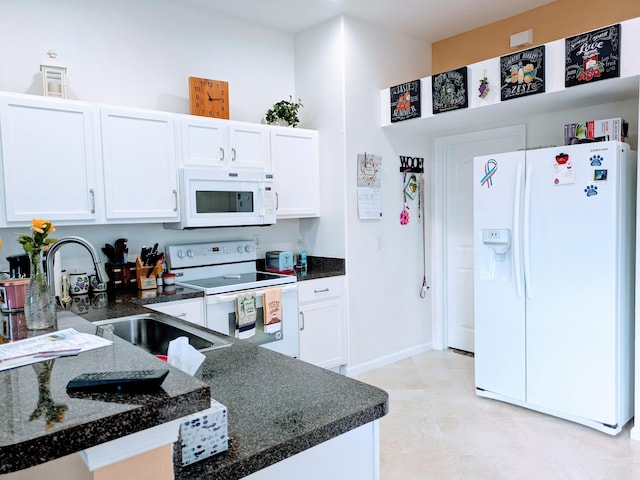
[17,219,58,330]
[17,218,57,254]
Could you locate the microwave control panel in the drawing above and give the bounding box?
[263,186,275,217]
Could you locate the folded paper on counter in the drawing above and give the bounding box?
[0,328,112,372]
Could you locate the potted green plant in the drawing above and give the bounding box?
[265,96,303,127]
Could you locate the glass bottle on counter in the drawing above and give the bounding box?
[294,235,307,276]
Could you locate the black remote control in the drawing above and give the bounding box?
[66,369,170,393]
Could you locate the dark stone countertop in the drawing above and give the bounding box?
[0,310,211,474]
[257,255,345,281]
[173,338,386,480]
[1,270,388,479]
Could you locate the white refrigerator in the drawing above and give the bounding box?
[473,141,636,435]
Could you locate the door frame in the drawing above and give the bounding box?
[432,125,526,350]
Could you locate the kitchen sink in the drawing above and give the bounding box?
[94,313,231,355]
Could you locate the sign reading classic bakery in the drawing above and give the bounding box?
[500,46,545,101]
[565,24,621,87]
[390,80,421,123]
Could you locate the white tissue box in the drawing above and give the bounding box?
[176,399,228,466]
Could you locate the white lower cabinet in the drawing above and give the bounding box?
[145,297,205,327]
[243,421,379,480]
[298,276,346,369]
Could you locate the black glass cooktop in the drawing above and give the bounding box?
[180,271,294,294]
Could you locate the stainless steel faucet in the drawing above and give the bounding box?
[46,236,110,298]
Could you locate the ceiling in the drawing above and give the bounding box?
[178,0,555,43]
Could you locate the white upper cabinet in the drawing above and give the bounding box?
[100,106,179,222]
[270,126,320,218]
[179,116,270,170]
[227,122,271,170]
[0,93,99,224]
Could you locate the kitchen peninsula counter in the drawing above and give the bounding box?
[1,288,387,479]
[0,311,211,474]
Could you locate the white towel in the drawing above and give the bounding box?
[263,287,282,334]
[235,293,256,339]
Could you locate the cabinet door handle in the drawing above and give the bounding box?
[172,189,178,211]
[275,192,279,210]
[231,147,236,162]
[219,147,224,161]
[89,188,95,214]
[314,288,330,294]
[176,312,186,318]
[299,311,305,331]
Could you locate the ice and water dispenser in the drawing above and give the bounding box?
[478,229,512,281]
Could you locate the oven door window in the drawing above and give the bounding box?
[195,190,254,213]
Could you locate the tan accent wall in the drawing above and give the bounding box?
[432,0,640,74]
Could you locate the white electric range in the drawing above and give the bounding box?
[166,240,298,357]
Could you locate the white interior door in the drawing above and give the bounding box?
[434,126,526,352]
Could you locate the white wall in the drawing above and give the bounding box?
[294,18,347,259]
[295,16,436,372]
[0,0,303,272]
[0,0,439,373]
[0,0,295,122]
[342,18,431,372]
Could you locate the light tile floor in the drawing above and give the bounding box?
[356,349,640,480]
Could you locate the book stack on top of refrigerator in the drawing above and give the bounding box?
[563,117,628,145]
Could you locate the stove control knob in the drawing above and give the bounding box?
[186,249,194,258]
[236,245,244,253]
[244,245,252,253]
[176,249,184,258]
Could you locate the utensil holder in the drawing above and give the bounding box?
[106,262,138,291]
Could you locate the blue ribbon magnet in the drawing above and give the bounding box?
[480,159,498,188]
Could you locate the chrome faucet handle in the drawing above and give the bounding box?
[46,236,110,298]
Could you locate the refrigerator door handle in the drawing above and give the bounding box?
[523,161,533,299]
[513,163,524,298]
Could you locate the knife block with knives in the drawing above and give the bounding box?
[136,256,163,290]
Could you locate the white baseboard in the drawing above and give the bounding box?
[345,342,433,377]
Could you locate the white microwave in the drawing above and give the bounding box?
[164,168,276,229]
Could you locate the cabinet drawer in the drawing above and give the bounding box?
[297,276,344,304]
[146,298,204,326]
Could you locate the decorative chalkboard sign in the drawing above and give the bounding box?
[390,80,421,123]
[565,24,620,88]
[432,67,468,114]
[500,45,545,101]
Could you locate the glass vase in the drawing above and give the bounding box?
[24,250,56,330]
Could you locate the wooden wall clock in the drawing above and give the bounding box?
[189,77,229,119]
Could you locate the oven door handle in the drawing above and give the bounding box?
[205,284,297,304]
